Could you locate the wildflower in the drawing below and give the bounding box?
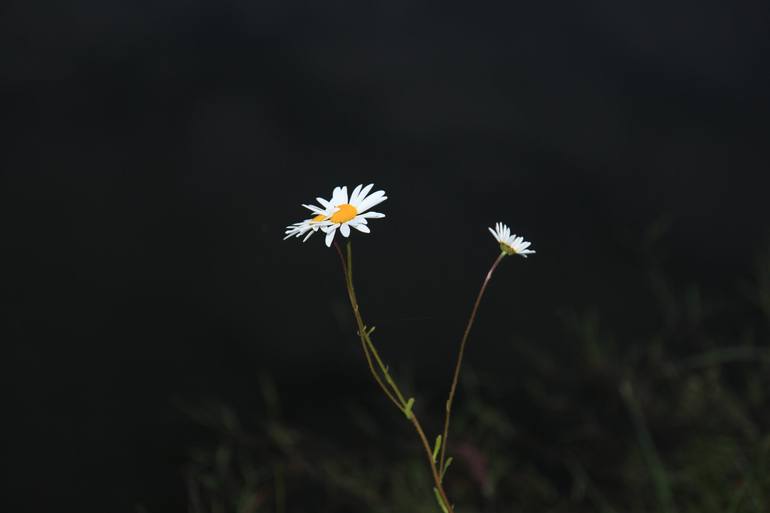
[285,184,387,247]
[488,222,535,257]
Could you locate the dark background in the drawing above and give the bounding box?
[3,1,770,511]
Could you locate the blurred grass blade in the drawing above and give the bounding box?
[620,380,677,513]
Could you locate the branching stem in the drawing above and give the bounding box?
[439,251,506,473]
[334,240,455,513]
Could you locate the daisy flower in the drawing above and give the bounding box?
[488,222,535,257]
[284,184,387,247]
[283,214,327,242]
[316,184,386,247]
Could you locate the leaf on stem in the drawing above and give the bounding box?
[403,397,415,419]
[433,487,450,513]
[432,435,442,463]
[441,457,453,482]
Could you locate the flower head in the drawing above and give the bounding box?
[284,184,387,247]
[488,222,535,257]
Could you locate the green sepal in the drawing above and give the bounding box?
[403,397,415,419]
[433,487,449,513]
[432,435,442,463]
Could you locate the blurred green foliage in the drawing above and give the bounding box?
[180,246,770,512]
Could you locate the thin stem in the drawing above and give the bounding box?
[345,242,405,408]
[344,242,410,407]
[362,328,408,406]
[333,240,348,276]
[410,413,454,512]
[334,241,402,410]
[336,240,455,513]
[439,251,506,473]
[360,329,402,410]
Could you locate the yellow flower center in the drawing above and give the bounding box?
[329,203,358,224]
[311,214,327,223]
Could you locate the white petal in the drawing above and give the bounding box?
[352,216,368,225]
[317,197,332,209]
[357,191,387,213]
[353,223,370,233]
[360,211,385,219]
[340,223,351,237]
[352,183,374,207]
[302,204,324,214]
[325,229,336,247]
[331,186,346,206]
[349,184,363,205]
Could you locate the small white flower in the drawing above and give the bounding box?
[283,214,328,242]
[488,222,535,257]
[284,184,387,247]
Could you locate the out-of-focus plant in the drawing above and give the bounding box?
[180,219,770,512]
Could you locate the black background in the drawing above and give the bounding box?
[3,1,770,511]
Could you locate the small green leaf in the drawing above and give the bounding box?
[441,457,454,482]
[403,397,415,419]
[433,487,449,513]
[432,435,442,463]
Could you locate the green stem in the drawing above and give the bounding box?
[439,251,506,474]
[335,242,402,410]
[335,240,455,513]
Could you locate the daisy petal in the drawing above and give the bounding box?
[491,221,535,258]
[331,186,346,206]
[349,184,363,205]
[352,183,374,207]
[302,204,324,214]
[325,229,336,247]
[357,191,387,213]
